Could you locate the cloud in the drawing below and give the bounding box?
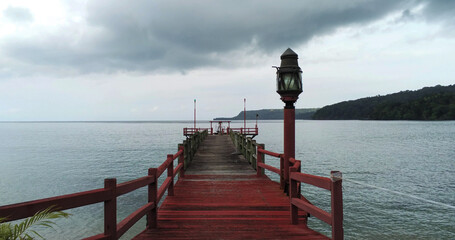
[421,0,455,24]
[1,0,454,77]
[2,6,33,23]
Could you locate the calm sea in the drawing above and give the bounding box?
[0,121,454,239]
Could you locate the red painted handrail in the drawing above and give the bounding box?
[0,188,111,222]
[116,202,155,237]
[157,177,172,203]
[157,157,173,177]
[258,148,281,158]
[117,176,154,196]
[183,128,210,135]
[256,146,284,188]
[0,147,186,240]
[257,162,280,174]
[290,169,343,240]
[229,127,258,135]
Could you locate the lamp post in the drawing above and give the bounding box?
[244,98,246,131]
[194,99,196,129]
[275,48,303,193]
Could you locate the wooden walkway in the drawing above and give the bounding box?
[133,135,328,240]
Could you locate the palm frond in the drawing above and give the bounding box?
[0,206,70,240]
[0,222,13,240]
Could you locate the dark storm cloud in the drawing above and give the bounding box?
[421,0,455,24]
[1,0,454,75]
[3,6,33,22]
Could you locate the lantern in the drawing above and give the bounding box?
[275,48,303,102]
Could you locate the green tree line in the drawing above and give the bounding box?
[313,84,455,120]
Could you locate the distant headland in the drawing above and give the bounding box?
[215,84,455,121]
[214,108,318,121]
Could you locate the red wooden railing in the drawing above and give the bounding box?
[183,127,212,135]
[229,127,258,135]
[0,146,185,240]
[290,167,343,240]
[256,145,343,239]
[185,127,258,136]
[256,145,285,189]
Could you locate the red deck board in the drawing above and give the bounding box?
[133,175,328,240]
[133,135,328,239]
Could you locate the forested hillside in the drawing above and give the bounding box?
[312,85,455,120]
[214,108,318,120]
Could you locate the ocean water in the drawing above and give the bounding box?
[0,121,454,239]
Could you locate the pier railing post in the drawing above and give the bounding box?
[331,171,343,240]
[183,140,188,170]
[289,168,298,225]
[235,133,240,151]
[248,138,251,164]
[178,145,185,179]
[104,178,117,240]
[147,168,158,229]
[241,135,243,154]
[241,135,246,156]
[257,144,265,176]
[190,137,194,162]
[279,155,285,190]
[251,140,257,170]
[189,136,193,161]
[248,138,253,164]
[167,154,174,196]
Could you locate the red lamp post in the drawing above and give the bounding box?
[275,48,303,193]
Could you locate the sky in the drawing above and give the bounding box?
[0,0,454,121]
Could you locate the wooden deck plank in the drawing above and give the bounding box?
[133,135,328,240]
[185,135,253,175]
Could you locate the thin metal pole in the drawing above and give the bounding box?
[244,98,246,129]
[194,99,196,129]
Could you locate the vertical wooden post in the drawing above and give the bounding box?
[178,144,185,179]
[331,171,343,240]
[245,138,250,164]
[257,144,264,176]
[239,135,242,153]
[240,134,242,152]
[183,140,188,170]
[190,136,193,162]
[296,160,302,197]
[167,154,174,196]
[236,133,239,151]
[189,137,193,162]
[104,178,117,240]
[251,140,257,170]
[279,155,285,190]
[248,139,253,164]
[289,168,298,225]
[241,135,246,156]
[249,138,253,164]
[147,168,158,229]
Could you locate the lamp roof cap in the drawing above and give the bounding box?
[281,48,298,59]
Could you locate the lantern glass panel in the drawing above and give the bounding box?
[279,72,302,91]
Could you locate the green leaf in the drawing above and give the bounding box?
[0,206,70,240]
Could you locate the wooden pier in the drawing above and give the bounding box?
[134,135,327,239]
[0,129,343,239]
